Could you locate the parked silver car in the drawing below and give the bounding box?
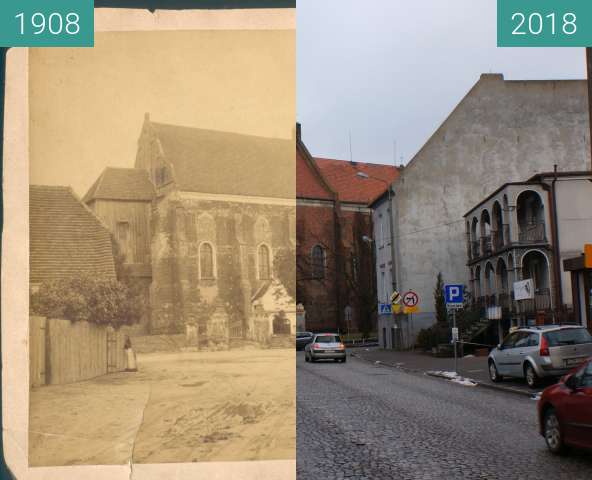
[488,325,592,388]
[304,333,347,363]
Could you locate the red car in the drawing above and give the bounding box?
[538,358,592,454]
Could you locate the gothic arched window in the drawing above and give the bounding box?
[311,245,325,279]
[258,244,271,280]
[199,242,215,279]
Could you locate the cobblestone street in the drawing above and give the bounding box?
[297,352,592,480]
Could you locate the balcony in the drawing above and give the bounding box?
[519,222,546,243]
[472,289,551,317]
[471,241,480,258]
[481,236,492,256]
[492,231,503,252]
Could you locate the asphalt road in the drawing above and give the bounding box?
[297,352,592,480]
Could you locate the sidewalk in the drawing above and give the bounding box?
[351,348,544,397]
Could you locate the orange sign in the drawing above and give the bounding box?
[585,244,592,269]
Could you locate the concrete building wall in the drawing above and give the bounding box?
[392,74,590,338]
[554,175,592,305]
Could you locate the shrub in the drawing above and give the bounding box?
[415,324,449,350]
[30,274,143,327]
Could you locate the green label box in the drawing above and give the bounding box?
[0,0,94,47]
[498,0,592,47]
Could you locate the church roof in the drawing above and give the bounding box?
[150,122,294,199]
[296,143,334,201]
[314,157,400,204]
[30,185,117,284]
[83,167,155,203]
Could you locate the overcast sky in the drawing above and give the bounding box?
[297,0,586,166]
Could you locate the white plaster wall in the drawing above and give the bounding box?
[392,74,590,327]
[555,176,592,304]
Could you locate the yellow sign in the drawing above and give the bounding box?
[390,290,401,304]
[403,305,419,314]
[392,304,402,314]
[585,244,592,269]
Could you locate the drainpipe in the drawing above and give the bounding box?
[549,165,564,315]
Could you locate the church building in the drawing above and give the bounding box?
[83,115,296,346]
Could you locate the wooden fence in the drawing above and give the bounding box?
[29,316,129,387]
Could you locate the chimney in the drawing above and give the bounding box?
[296,122,301,142]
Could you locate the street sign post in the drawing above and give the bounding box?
[445,284,464,374]
[402,290,419,307]
[402,291,420,350]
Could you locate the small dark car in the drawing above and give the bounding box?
[296,331,314,351]
[538,358,592,454]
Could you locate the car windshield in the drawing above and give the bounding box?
[297,333,311,338]
[316,335,341,343]
[544,328,592,347]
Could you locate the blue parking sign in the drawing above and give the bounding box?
[444,285,464,304]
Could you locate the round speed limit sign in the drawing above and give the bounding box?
[402,290,419,307]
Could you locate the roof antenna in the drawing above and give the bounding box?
[393,139,397,168]
[349,131,356,165]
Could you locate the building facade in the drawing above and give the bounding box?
[464,171,592,337]
[296,125,399,333]
[84,115,296,345]
[386,74,591,344]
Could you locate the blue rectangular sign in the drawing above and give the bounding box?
[445,285,464,304]
[378,303,392,315]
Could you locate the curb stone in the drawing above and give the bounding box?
[351,352,538,399]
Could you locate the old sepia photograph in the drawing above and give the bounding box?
[24,26,295,468]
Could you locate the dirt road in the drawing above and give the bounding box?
[29,348,295,466]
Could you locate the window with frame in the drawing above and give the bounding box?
[311,245,325,279]
[199,242,215,279]
[258,244,271,280]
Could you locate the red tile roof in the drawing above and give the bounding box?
[314,158,400,204]
[30,186,117,284]
[296,147,333,200]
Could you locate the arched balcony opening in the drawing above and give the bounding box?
[480,210,492,256]
[521,250,551,312]
[491,202,504,251]
[484,262,495,302]
[517,190,546,243]
[474,265,482,300]
[496,258,509,309]
[471,217,480,258]
[503,194,511,244]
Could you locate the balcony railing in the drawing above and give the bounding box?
[472,289,551,316]
[516,288,551,314]
[518,222,546,243]
[471,241,480,258]
[481,235,492,255]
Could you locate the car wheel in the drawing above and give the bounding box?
[489,360,502,383]
[310,354,316,363]
[525,363,540,388]
[304,352,309,362]
[342,356,347,363]
[543,408,566,455]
